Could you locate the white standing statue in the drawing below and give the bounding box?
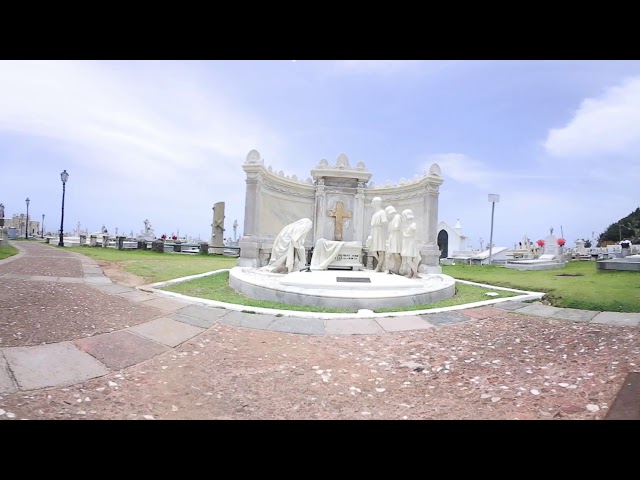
[370,197,388,272]
[400,209,420,278]
[261,218,313,274]
[384,205,402,274]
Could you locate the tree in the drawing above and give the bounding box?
[597,207,640,246]
[583,239,592,248]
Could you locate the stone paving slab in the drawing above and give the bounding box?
[55,277,85,284]
[217,310,245,327]
[93,284,136,294]
[0,352,18,394]
[117,290,157,302]
[3,342,110,390]
[173,304,230,323]
[461,307,505,320]
[375,316,434,332]
[551,308,599,322]
[269,317,325,335]
[128,318,205,347]
[421,311,470,326]
[30,275,61,282]
[325,318,384,335]
[494,301,534,311]
[83,276,112,285]
[82,268,104,275]
[240,314,277,330]
[142,297,192,313]
[75,330,169,370]
[591,312,640,327]
[514,303,563,317]
[604,373,640,420]
[166,312,218,329]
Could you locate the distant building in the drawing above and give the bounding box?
[5,214,40,237]
[437,219,468,258]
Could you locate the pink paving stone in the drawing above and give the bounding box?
[75,330,169,370]
[461,307,505,320]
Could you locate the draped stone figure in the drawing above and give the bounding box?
[370,197,387,272]
[400,209,420,278]
[261,218,313,274]
[384,205,402,274]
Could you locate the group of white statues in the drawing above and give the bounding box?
[258,196,421,279]
[369,197,419,278]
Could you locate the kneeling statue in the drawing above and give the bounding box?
[261,218,313,274]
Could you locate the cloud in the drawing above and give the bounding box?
[0,61,283,183]
[0,60,285,238]
[422,153,493,189]
[544,76,640,158]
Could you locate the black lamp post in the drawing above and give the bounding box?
[42,214,45,238]
[58,170,69,247]
[25,197,30,239]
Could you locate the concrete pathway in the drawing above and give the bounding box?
[1,240,638,394]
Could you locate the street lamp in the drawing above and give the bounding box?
[25,197,30,239]
[42,214,45,238]
[58,170,69,247]
[487,194,500,266]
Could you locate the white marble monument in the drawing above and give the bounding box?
[237,150,443,274]
[138,219,156,241]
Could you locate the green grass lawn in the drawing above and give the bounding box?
[64,247,237,284]
[0,244,19,260]
[61,246,639,313]
[442,261,640,312]
[161,272,520,313]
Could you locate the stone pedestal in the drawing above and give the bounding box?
[173,242,182,253]
[151,240,165,253]
[102,236,109,248]
[79,234,86,246]
[419,245,442,274]
[117,236,125,250]
[0,227,8,246]
[90,235,97,247]
[137,240,146,250]
[238,238,263,266]
[199,242,209,255]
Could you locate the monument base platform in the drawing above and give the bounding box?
[229,266,456,311]
[596,256,640,272]
[504,260,566,271]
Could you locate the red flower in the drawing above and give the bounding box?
[172,235,177,240]
[161,234,167,239]
[536,239,545,247]
[557,238,566,246]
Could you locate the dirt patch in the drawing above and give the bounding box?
[555,274,584,277]
[97,261,148,287]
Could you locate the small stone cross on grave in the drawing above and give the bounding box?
[327,201,351,241]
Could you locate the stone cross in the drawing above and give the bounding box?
[327,201,351,241]
[233,219,238,241]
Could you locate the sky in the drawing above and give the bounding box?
[1,60,639,248]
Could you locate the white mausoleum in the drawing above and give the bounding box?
[437,219,468,258]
